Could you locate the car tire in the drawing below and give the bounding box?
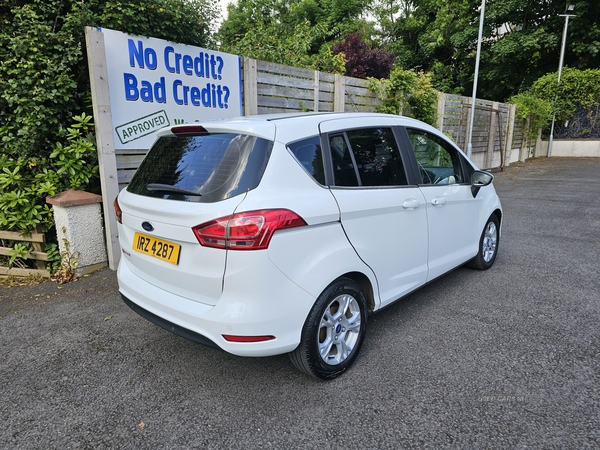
[289,277,367,380]
[467,214,499,270]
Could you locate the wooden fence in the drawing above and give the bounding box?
[116,58,530,189]
[242,58,383,115]
[437,93,528,170]
[115,58,530,189]
[116,58,529,189]
[0,228,51,278]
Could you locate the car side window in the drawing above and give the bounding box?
[330,128,408,187]
[406,128,464,185]
[287,136,326,185]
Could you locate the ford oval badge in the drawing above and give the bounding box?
[141,221,154,232]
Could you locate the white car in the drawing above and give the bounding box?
[115,112,502,379]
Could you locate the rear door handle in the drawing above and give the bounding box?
[431,197,446,206]
[402,199,421,210]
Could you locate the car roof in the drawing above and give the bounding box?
[157,112,437,144]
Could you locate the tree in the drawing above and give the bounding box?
[370,0,600,102]
[218,0,374,69]
[222,19,346,73]
[332,32,395,79]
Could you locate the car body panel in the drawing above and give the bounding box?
[118,190,246,305]
[118,250,315,356]
[329,187,429,307]
[418,183,482,281]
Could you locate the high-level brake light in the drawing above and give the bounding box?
[171,125,209,135]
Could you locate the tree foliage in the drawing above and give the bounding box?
[369,68,438,126]
[219,0,369,50]
[219,0,374,71]
[220,0,600,102]
[531,68,600,124]
[0,0,218,270]
[508,68,600,144]
[508,91,552,148]
[221,18,346,73]
[332,32,395,79]
[369,0,600,102]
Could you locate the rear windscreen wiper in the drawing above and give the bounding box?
[146,183,201,196]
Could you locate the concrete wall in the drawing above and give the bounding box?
[537,140,600,158]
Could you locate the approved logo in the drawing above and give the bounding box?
[116,110,170,144]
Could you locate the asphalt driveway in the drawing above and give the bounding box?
[1,157,599,449]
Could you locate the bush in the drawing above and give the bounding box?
[369,68,438,126]
[508,68,600,142]
[508,92,553,148]
[531,68,600,124]
[332,33,395,79]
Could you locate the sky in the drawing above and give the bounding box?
[218,0,232,22]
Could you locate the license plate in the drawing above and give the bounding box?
[133,232,181,265]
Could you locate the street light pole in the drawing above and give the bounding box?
[547,5,576,157]
[466,0,486,160]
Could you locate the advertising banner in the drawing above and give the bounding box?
[101,28,242,150]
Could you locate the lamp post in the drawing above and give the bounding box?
[547,4,576,157]
[466,0,486,160]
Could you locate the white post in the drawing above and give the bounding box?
[47,190,108,276]
[504,104,517,166]
[467,0,486,159]
[548,12,574,157]
[85,27,120,270]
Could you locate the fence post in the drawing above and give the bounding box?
[46,190,108,276]
[486,101,499,169]
[243,57,258,115]
[534,128,543,157]
[313,71,320,112]
[334,74,345,112]
[520,118,530,161]
[437,92,445,132]
[504,104,517,166]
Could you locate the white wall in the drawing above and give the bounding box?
[538,140,600,158]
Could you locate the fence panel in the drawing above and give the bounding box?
[440,94,518,170]
[343,77,383,112]
[0,228,50,278]
[113,59,520,188]
[256,61,337,113]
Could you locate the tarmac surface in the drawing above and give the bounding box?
[1,157,599,449]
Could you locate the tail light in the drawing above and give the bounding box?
[114,196,123,224]
[192,209,306,250]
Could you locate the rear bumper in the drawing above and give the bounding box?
[117,252,317,357]
[120,293,221,350]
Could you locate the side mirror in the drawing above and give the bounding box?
[471,170,494,198]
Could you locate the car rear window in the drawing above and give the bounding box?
[127,133,273,203]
